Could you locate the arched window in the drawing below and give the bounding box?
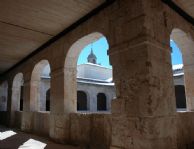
[170,28,194,111]
[65,32,116,113]
[77,91,87,111]
[97,93,107,111]
[175,85,186,109]
[46,89,50,111]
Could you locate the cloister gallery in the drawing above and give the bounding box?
[0,0,194,149]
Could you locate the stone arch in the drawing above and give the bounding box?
[171,28,194,65]
[97,93,107,111]
[65,32,105,68]
[12,73,24,111]
[0,81,8,111]
[77,90,88,111]
[171,28,194,111]
[64,32,109,112]
[31,60,51,111]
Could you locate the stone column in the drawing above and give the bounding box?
[183,64,194,111]
[89,90,97,112]
[21,79,34,132]
[109,0,177,148]
[49,67,76,143]
[6,81,14,126]
[107,92,112,112]
[110,40,177,149]
[9,79,23,127]
[11,87,21,111]
[30,80,42,111]
[50,67,76,114]
[179,34,194,111]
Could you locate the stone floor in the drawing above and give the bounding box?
[0,125,80,149]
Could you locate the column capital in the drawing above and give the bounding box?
[109,36,170,56]
[51,67,64,78]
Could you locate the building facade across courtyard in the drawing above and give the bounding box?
[39,50,116,112]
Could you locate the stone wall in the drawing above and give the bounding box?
[17,111,111,148]
[176,112,194,149]
[11,110,194,149]
[0,111,8,125]
[15,111,22,128]
[70,113,111,149]
[33,112,50,136]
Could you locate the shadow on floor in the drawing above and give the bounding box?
[0,125,80,149]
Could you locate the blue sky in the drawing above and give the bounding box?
[77,37,112,68]
[77,38,183,67]
[170,40,183,65]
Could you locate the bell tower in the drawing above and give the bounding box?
[87,49,97,64]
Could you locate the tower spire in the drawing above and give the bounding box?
[87,45,97,64]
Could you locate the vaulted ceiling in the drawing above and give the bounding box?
[0,0,105,74]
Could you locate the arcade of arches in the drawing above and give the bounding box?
[1,0,194,149]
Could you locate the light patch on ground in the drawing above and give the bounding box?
[0,130,17,140]
[18,139,47,149]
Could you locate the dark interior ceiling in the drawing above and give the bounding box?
[0,0,106,74]
[0,0,194,76]
[173,0,194,18]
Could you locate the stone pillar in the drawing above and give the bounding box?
[107,93,112,112]
[10,87,20,126]
[39,80,48,111]
[179,34,194,111]
[9,83,22,127]
[49,67,76,143]
[20,77,41,112]
[110,40,177,149]
[23,80,31,111]
[89,90,97,112]
[30,79,41,111]
[11,87,21,111]
[183,64,194,111]
[50,67,76,114]
[109,0,177,148]
[21,79,34,132]
[6,81,14,126]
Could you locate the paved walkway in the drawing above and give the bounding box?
[0,125,80,149]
